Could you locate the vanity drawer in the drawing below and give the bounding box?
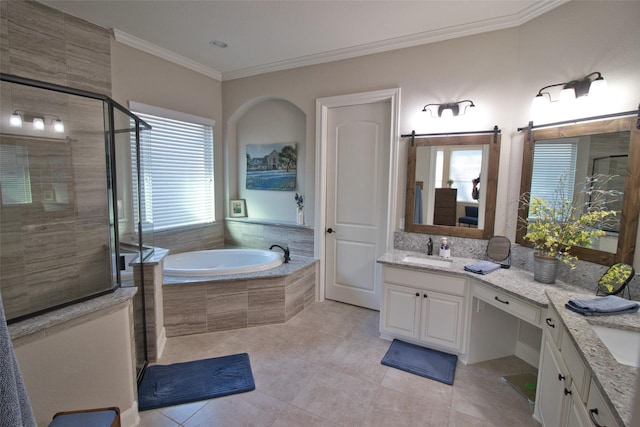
[384,267,466,296]
[561,334,590,403]
[544,305,563,348]
[473,284,542,327]
[586,381,620,427]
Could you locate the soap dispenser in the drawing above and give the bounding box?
[440,237,451,259]
[427,238,433,256]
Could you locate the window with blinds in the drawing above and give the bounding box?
[530,140,577,211]
[131,107,214,231]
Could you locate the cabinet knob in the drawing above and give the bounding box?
[558,373,566,381]
[588,408,605,427]
[564,388,572,396]
[423,293,428,298]
[545,318,555,328]
[415,292,420,297]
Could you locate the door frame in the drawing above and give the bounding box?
[315,88,401,303]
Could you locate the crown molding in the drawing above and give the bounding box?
[113,29,222,81]
[222,0,567,81]
[113,1,566,82]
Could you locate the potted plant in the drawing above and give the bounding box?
[520,175,618,283]
[447,178,454,188]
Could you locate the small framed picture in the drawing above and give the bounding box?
[230,199,247,217]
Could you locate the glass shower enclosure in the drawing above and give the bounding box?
[0,73,152,377]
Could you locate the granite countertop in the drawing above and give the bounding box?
[377,249,579,308]
[9,287,138,341]
[378,249,640,427]
[546,289,639,427]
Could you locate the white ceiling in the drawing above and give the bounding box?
[40,0,567,81]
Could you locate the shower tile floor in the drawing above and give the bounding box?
[140,300,541,427]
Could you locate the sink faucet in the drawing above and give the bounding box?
[269,244,290,263]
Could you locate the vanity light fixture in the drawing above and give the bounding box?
[9,110,65,133]
[422,100,475,118]
[531,71,607,115]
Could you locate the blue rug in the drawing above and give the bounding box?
[381,339,458,385]
[138,353,255,411]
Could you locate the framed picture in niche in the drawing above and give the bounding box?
[230,199,247,217]
[246,143,297,190]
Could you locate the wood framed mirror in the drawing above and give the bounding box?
[405,131,501,239]
[516,116,640,265]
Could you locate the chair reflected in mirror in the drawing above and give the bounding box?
[458,206,478,227]
[485,236,511,268]
[596,263,635,299]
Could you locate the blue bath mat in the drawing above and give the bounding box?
[381,339,458,385]
[138,353,255,411]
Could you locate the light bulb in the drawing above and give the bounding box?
[53,120,64,133]
[9,113,23,128]
[440,108,454,119]
[588,78,608,100]
[32,117,44,130]
[530,94,548,120]
[559,87,576,103]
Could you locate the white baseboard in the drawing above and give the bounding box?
[121,401,140,427]
[157,327,167,360]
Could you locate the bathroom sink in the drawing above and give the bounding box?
[591,325,640,368]
[402,256,452,268]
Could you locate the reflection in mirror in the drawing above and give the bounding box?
[529,132,629,253]
[413,144,487,228]
[405,131,501,239]
[517,116,640,265]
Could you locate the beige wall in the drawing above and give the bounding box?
[110,40,225,223]
[222,1,640,264]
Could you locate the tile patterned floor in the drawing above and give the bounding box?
[140,300,541,426]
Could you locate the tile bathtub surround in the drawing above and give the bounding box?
[140,300,540,427]
[225,219,314,258]
[163,259,317,337]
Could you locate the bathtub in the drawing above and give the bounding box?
[163,248,284,277]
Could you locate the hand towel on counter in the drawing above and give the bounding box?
[565,295,640,316]
[463,260,501,275]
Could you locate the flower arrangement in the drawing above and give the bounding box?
[520,174,619,270]
[295,193,304,210]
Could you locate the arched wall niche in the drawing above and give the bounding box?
[225,96,307,223]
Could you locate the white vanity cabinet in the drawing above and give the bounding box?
[380,266,468,353]
[536,306,618,427]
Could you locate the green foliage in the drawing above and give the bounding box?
[598,263,633,293]
[521,174,619,270]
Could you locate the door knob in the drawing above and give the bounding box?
[326,227,336,234]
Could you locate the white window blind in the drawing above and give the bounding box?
[130,104,214,231]
[530,141,577,209]
[450,149,482,202]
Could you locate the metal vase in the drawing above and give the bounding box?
[533,252,558,284]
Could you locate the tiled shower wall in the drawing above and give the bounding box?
[0,0,113,320]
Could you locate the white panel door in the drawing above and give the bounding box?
[325,101,390,309]
[420,292,464,350]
